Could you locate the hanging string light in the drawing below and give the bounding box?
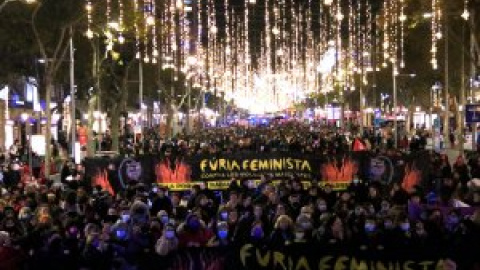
[347,0,354,86]
[381,0,390,68]
[117,0,124,44]
[399,0,406,68]
[390,0,398,65]
[461,0,470,20]
[151,0,158,64]
[335,0,343,84]
[106,0,112,24]
[431,0,442,69]
[364,0,373,73]
[85,0,93,39]
[118,0,124,29]
[82,0,401,114]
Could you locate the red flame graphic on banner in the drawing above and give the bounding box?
[92,169,114,195]
[401,163,421,193]
[321,158,358,182]
[155,159,191,184]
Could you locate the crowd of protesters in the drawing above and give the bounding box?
[0,122,479,269]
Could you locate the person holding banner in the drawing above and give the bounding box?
[155,223,179,256]
[269,215,294,248]
[177,213,214,248]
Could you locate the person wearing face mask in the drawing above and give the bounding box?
[293,226,308,245]
[245,220,264,241]
[155,223,178,256]
[269,215,294,248]
[233,204,269,243]
[316,199,328,214]
[294,214,314,244]
[313,198,330,225]
[399,220,411,234]
[378,216,396,248]
[217,208,229,222]
[407,193,423,223]
[391,216,413,250]
[445,211,461,232]
[353,217,382,252]
[177,213,213,248]
[157,210,170,225]
[207,222,230,247]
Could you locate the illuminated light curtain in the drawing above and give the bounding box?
[85,0,93,38]
[431,0,442,70]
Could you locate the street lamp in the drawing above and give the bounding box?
[393,69,416,148]
[0,0,35,12]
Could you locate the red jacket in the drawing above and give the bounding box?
[178,228,213,248]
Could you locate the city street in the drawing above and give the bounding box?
[0,0,479,269]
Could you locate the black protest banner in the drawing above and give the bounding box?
[160,243,462,270]
[83,151,432,191]
[235,243,449,270]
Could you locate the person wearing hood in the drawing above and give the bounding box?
[130,200,149,226]
[177,213,213,248]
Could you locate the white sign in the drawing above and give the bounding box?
[327,107,341,120]
[31,135,46,156]
[75,142,82,164]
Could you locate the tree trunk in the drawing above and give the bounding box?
[407,103,415,135]
[86,95,96,156]
[110,105,120,153]
[44,78,53,178]
[111,63,131,152]
[87,40,100,157]
[166,97,174,138]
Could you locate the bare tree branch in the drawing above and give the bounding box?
[52,27,67,61]
[31,4,47,60]
[52,32,71,76]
